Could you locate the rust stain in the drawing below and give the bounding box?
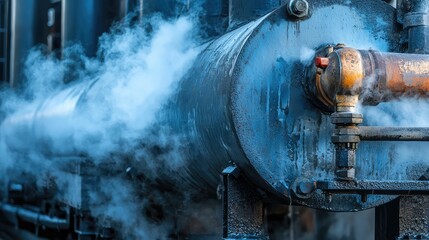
[387,58,429,94]
[340,48,364,93]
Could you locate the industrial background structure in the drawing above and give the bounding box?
[3,0,429,239]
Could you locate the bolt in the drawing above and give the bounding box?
[292,0,307,14]
[288,0,309,18]
[297,181,315,195]
[361,194,368,203]
[325,193,333,203]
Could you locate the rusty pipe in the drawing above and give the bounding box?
[310,47,429,112]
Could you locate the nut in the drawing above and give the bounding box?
[331,113,363,125]
[333,127,360,135]
[331,135,360,143]
[335,168,355,180]
[297,181,315,195]
[288,0,309,18]
[335,149,356,167]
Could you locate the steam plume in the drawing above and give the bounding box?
[0,12,201,239]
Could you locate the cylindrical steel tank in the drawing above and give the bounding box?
[228,0,280,29]
[3,0,423,212]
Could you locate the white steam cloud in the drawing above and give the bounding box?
[0,14,201,239]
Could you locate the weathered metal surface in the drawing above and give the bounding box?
[383,52,429,96]
[309,48,429,110]
[0,0,406,211]
[228,0,279,29]
[360,127,429,141]
[222,166,266,239]
[317,180,429,195]
[331,113,362,180]
[398,196,429,239]
[287,0,310,19]
[225,0,401,211]
[397,0,429,53]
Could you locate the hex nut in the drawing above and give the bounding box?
[335,168,355,179]
[331,113,363,124]
[333,127,360,135]
[332,135,360,143]
[297,181,315,195]
[336,149,356,167]
[288,0,309,18]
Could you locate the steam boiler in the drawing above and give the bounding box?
[3,0,429,239]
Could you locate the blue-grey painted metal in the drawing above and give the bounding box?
[1,0,413,212]
[61,0,119,57]
[9,0,49,87]
[401,0,429,53]
[228,0,280,29]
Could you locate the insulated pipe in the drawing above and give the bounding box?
[312,47,429,112]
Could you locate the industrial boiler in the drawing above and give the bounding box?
[1,0,429,239]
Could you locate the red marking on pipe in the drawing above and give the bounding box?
[315,57,329,68]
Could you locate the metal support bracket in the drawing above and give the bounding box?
[222,166,267,240]
[317,180,429,196]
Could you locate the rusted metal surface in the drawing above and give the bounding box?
[310,48,429,111]
[312,47,365,111]
[0,0,404,212]
[383,53,429,95]
[338,48,364,94]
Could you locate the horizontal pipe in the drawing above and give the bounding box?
[0,203,69,230]
[317,180,429,195]
[360,126,429,141]
[311,47,429,111]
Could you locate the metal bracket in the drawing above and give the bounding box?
[376,196,429,240]
[222,166,267,240]
[316,180,429,196]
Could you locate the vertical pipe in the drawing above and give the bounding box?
[9,0,49,87]
[0,0,10,83]
[118,0,143,22]
[403,0,429,53]
[61,0,120,58]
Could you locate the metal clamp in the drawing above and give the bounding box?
[404,13,429,29]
